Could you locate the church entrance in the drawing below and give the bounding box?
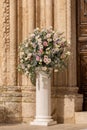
[77,0,87,110]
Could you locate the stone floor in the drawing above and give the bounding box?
[0,124,87,130]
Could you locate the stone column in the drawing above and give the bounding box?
[40,0,46,28]
[45,0,52,27]
[40,0,53,28]
[51,0,83,124]
[36,0,40,27]
[22,0,35,86]
[28,0,35,33]
[27,0,35,86]
[22,0,28,86]
[17,0,22,86]
[54,0,67,87]
[1,0,8,86]
[0,0,11,86]
[67,0,77,88]
[10,0,17,85]
[22,0,36,123]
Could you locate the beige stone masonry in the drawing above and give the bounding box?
[52,94,83,124]
[10,0,17,86]
[0,0,83,124]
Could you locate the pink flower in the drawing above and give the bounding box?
[43,55,48,63]
[46,33,51,38]
[44,55,48,59]
[43,55,51,64]
[43,41,48,46]
[44,58,48,63]
[38,49,43,54]
[36,55,40,61]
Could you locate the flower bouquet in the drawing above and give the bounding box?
[18,27,70,85]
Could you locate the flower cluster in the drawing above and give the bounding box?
[18,27,70,85]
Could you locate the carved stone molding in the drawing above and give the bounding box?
[2,0,10,85]
[10,0,17,85]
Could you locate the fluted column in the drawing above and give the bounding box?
[45,0,52,27]
[22,0,29,86]
[17,0,22,86]
[28,0,35,33]
[0,0,7,86]
[54,0,67,87]
[67,0,77,87]
[54,0,58,30]
[22,0,28,38]
[22,0,35,86]
[54,0,67,32]
[40,0,46,27]
[40,0,53,28]
[0,2,2,85]
[10,0,17,85]
[36,0,40,27]
[27,0,35,86]
[0,0,10,86]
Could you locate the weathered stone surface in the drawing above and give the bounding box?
[0,105,4,123]
[22,92,35,103]
[0,0,77,87]
[3,86,21,91]
[22,103,35,123]
[51,87,79,97]
[75,94,83,112]
[51,94,83,124]
[4,102,22,123]
[75,112,87,124]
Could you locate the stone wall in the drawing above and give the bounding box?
[0,0,76,87]
[0,0,83,123]
[0,86,36,123]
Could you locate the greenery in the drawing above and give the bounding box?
[18,27,70,85]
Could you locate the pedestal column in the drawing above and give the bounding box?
[31,71,57,126]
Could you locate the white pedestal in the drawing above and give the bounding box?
[31,70,57,126]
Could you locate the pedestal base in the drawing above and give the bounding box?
[31,119,57,126]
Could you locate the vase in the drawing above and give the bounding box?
[31,69,57,126]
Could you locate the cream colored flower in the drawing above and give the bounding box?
[66,51,71,56]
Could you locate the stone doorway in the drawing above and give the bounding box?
[77,0,87,110]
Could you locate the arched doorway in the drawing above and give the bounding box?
[77,0,87,110]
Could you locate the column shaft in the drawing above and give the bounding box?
[22,0,28,86]
[45,0,52,27]
[10,0,17,85]
[54,0,67,86]
[67,0,77,87]
[40,0,46,28]
[27,0,35,86]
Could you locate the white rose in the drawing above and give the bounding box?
[28,53,32,58]
[38,38,42,43]
[54,69,58,72]
[28,65,30,68]
[25,43,29,47]
[66,51,70,56]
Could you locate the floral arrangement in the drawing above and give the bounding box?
[18,27,70,85]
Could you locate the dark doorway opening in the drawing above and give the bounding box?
[77,0,87,110]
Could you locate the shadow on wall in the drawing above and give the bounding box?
[0,104,22,123]
[51,97,64,123]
